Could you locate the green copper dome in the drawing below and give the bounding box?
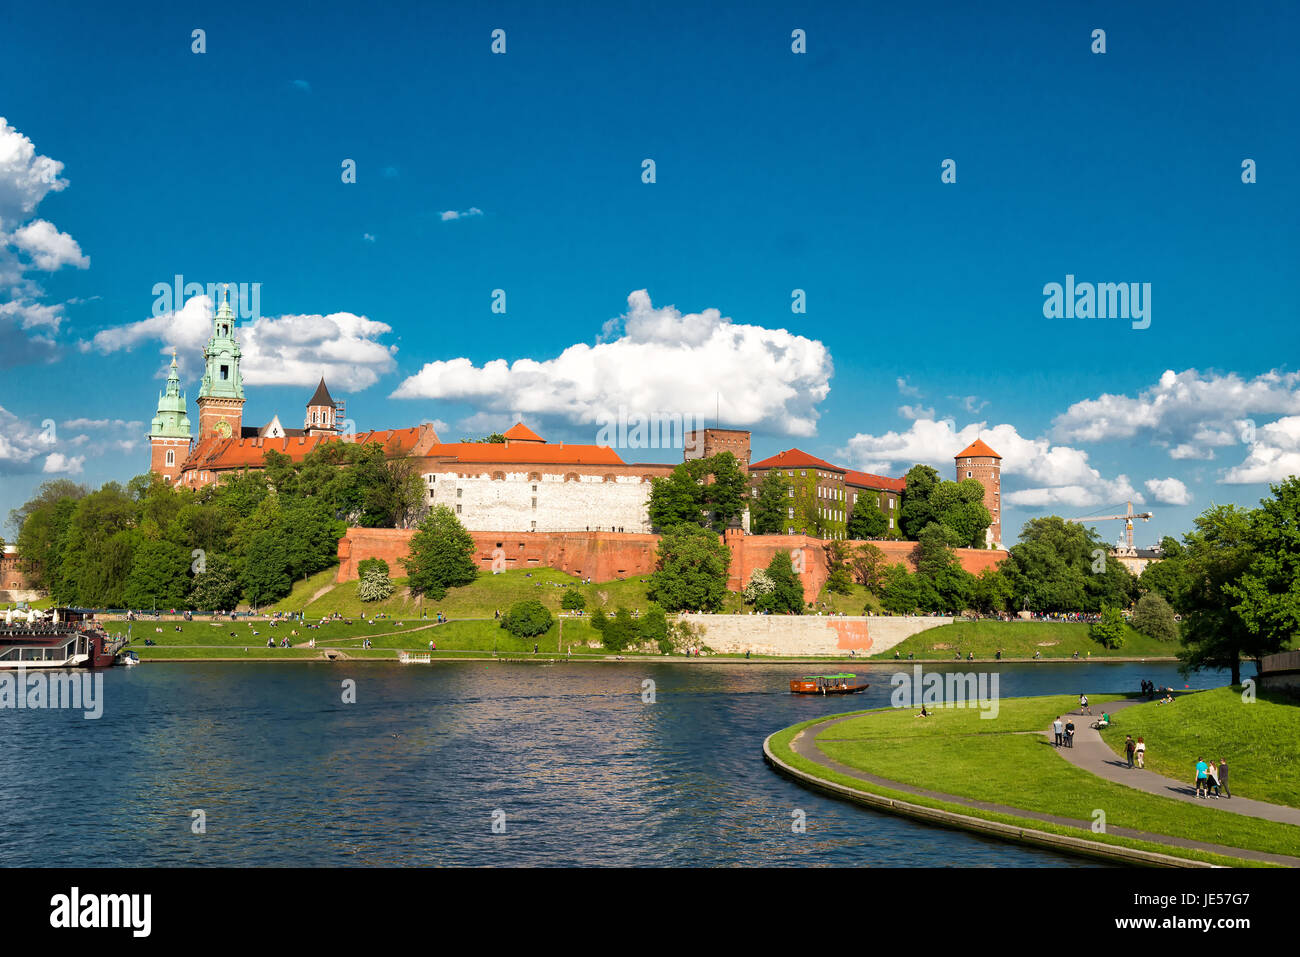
[149,352,192,439]
[198,285,244,401]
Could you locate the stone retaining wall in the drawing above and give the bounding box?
[682,614,952,656]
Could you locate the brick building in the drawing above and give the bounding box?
[845,470,905,536]
[748,449,851,538]
[684,427,752,473]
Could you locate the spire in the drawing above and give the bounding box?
[217,282,234,319]
[150,352,192,439]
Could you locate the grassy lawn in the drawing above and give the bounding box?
[767,716,1266,867]
[1097,687,1300,809]
[812,583,883,616]
[873,619,1176,660]
[802,694,1300,862]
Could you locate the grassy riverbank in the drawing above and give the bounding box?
[1097,687,1300,808]
[769,694,1300,866]
[872,620,1176,660]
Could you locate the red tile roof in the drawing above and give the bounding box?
[955,438,1001,459]
[750,448,845,473]
[180,427,429,473]
[503,422,543,442]
[845,470,906,493]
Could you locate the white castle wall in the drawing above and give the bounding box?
[423,470,653,533]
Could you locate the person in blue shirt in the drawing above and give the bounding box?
[1195,757,1209,798]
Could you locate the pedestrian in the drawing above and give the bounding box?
[1194,756,1208,797]
[1080,693,1090,715]
[1124,735,1136,768]
[1206,761,1221,798]
[1052,716,1064,747]
[1217,758,1231,798]
[1064,718,1075,748]
[1135,736,1145,768]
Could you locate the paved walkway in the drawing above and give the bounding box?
[1046,699,1300,827]
[788,711,1300,867]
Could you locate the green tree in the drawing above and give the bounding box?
[1090,605,1126,649]
[357,557,390,578]
[122,539,191,610]
[750,469,792,535]
[402,505,478,600]
[899,465,940,539]
[1225,477,1300,660]
[1178,504,1255,684]
[639,604,669,647]
[880,564,923,615]
[1138,536,1191,608]
[1131,592,1179,642]
[970,566,1015,613]
[848,542,888,594]
[847,491,888,539]
[601,607,638,651]
[648,453,747,533]
[242,529,292,607]
[756,550,804,614]
[188,554,243,611]
[647,523,731,611]
[501,599,553,638]
[561,589,586,610]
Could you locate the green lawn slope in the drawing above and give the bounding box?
[872,619,1176,659]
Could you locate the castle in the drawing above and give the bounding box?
[148,290,1003,546]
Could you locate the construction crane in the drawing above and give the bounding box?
[1065,501,1153,549]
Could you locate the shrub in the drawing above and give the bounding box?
[1090,605,1126,649]
[561,589,586,611]
[358,568,394,603]
[500,599,554,638]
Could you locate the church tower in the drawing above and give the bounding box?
[196,285,245,441]
[148,351,193,483]
[955,439,1002,548]
[304,377,341,436]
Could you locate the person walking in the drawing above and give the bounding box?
[1064,718,1075,748]
[1124,735,1136,768]
[1135,736,1145,768]
[1194,757,1208,798]
[1217,758,1231,798]
[1052,716,1064,747]
[1206,761,1221,798]
[1080,693,1090,715]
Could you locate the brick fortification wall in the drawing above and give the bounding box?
[337,528,1009,603]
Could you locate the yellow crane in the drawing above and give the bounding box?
[1065,501,1153,549]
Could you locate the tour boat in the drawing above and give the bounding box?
[789,673,870,695]
[0,607,125,669]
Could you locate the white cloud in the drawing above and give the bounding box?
[840,418,1142,509]
[362,233,376,243]
[1053,368,1300,450]
[87,295,398,391]
[0,118,82,360]
[391,289,834,437]
[898,404,935,420]
[896,377,922,398]
[1221,416,1300,485]
[440,207,483,221]
[1145,477,1192,506]
[42,452,84,475]
[9,219,88,270]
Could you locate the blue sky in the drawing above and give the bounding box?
[1,0,1297,546]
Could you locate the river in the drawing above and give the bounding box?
[0,659,1227,866]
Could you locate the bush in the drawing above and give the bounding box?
[639,604,668,646]
[358,568,394,603]
[357,557,390,579]
[1132,592,1179,642]
[590,607,609,633]
[601,607,638,652]
[500,599,554,638]
[1090,605,1126,649]
[825,566,854,596]
[561,589,586,611]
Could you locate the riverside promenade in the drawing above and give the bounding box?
[1048,699,1300,827]
[775,708,1300,867]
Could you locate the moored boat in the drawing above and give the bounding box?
[790,673,869,695]
[0,607,125,669]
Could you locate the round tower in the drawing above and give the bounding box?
[148,351,193,483]
[954,439,1002,548]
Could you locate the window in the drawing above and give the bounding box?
[531,484,538,491]
[530,521,537,530]
[967,471,972,478]
[531,497,537,508]
[889,499,895,509]
[787,507,794,518]
[165,450,175,466]
[456,504,462,514]
[456,488,462,498]
[787,488,794,498]
[889,518,895,529]
[220,365,229,380]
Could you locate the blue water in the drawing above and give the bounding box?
[0,660,1226,866]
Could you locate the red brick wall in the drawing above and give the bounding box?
[337,528,1009,605]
